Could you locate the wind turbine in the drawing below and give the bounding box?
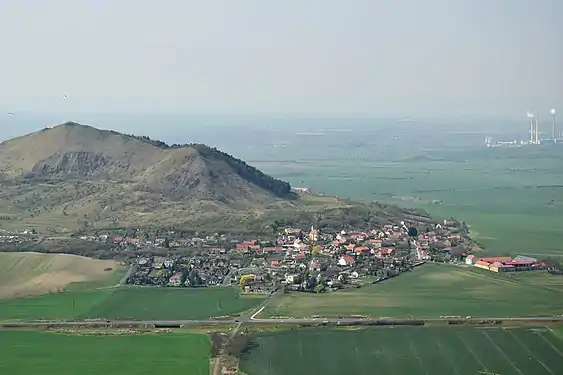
[551,108,556,142]
[535,114,540,144]
[527,111,535,144]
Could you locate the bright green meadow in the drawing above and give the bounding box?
[0,330,210,375]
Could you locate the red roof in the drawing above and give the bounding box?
[340,255,355,264]
[479,257,512,263]
[354,246,370,253]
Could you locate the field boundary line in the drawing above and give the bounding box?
[539,330,563,359]
[352,336,366,375]
[481,330,524,375]
[506,328,555,375]
[454,330,490,374]
[406,331,428,375]
[432,332,460,375]
[297,330,304,375]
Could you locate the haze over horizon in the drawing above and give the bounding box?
[0,0,561,122]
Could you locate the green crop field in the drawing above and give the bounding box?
[264,263,563,318]
[0,286,263,321]
[239,326,563,375]
[0,330,209,375]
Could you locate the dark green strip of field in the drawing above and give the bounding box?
[0,287,263,321]
[0,330,209,375]
[240,326,563,375]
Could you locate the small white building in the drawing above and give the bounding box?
[465,255,477,265]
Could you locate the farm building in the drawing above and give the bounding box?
[465,255,477,265]
[466,255,546,273]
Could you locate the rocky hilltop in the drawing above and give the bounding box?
[0,122,431,234]
[0,122,294,202]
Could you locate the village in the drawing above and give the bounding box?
[2,216,559,294]
[111,218,477,293]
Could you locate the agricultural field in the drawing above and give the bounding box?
[239,326,563,375]
[0,252,123,299]
[0,286,263,321]
[0,330,209,375]
[264,263,563,318]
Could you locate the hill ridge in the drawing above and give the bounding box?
[0,122,429,234]
[0,122,294,200]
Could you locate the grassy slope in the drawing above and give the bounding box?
[0,331,210,375]
[0,252,122,299]
[0,287,263,321]
[264,263,563,318]
[239,326,563,375]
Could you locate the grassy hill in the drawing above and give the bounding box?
[0,252,121,299]
[0,122,430,234]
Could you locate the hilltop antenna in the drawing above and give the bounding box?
[551,108,556,142]
[527,111,535,144]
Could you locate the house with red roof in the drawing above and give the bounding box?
[354,246,370,255]
[338,255,355,266]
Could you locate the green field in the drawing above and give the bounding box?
[0,287,263,321]
[274,150,563,258]
[239,326,563,375]
[0,330,209,375]
[264,263,563,318]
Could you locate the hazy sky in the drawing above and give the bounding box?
[0,0,561,117]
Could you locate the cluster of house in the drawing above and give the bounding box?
[77,232,223,249]
[465,255,546,273]
[233,220,470,293]
[127,253,232,287]
[0,229,36,244]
